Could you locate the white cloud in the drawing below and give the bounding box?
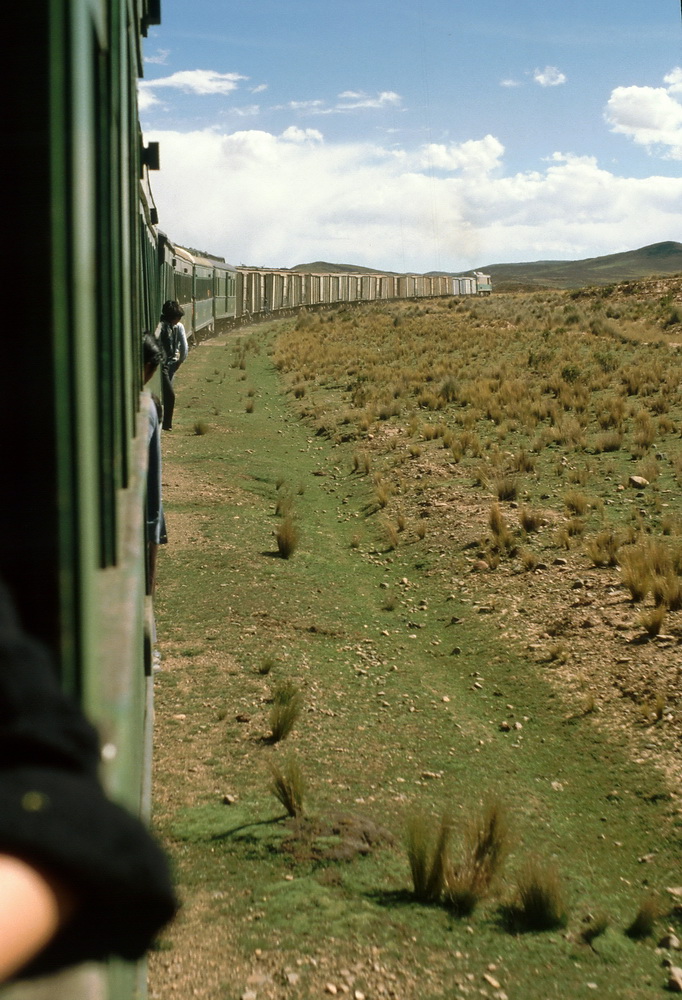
[144,49,170,66]
[500,78,521,88]
[139,69,247,104]
[414,135,504,175]
[534,66,566,87]
[144,126,682,273]
[138,88,161,112]
[281,126,324,144]
[606,72,682,159]
[251,84,268,94]
[276,91,403,116]
[336,90,402,110]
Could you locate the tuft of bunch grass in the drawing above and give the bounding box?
[512,858,568,931]
[258,655,277,676]
[193,419,210,435]
[619,548,652,603]
[276,514,300,559]
[494,476,518,502]
[587,529,622,567]
[638,606,666,637]
[269,680,303,742]
[269,756,305,817]
[564,489,589,515]
[445,799,510,916]
[519,507,543,533]
[625,894,660,939]
[406,812,452,903]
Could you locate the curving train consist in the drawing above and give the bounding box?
[156,239,492,345]
[3,1,487,997]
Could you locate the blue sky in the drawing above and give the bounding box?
[141,0,682,273]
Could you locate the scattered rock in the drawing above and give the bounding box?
[660,932,681,950]
[499,721,511,732]
[666,967,682,992]
[483,973,501,989]
[629,475,649,488]
[325,984,338,995]
[222,794,238,805]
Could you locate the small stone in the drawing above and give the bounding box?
[553,557,568,566]
[325,985,338,995]
[354,992,366,1000]
[222,794,238,805]
[286,972,300,985]
[667,967,682,992]
[629,475,649,488]
[241,992,257,1000]
[483,974,501,989]
[514,721,523,730]
[659,932,681,950]
[499,721,511,732]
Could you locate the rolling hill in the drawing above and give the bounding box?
[291,242,682,290]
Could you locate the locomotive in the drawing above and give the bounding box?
[1,0,488,997]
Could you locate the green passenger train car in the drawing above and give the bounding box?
[2,1,163,997]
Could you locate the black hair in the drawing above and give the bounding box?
[161,299,184,321]
[143,332,162,370]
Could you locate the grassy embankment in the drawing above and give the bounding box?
[150,283,682,1000]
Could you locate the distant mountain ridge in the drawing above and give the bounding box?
[291,242,682,290]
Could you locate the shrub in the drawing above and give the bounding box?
[269,757,305,817]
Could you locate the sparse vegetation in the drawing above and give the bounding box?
[269,756,306,817]
[276,513,300,558]
[152,277,682,1000]
[269,679,303,742]
[511,858,568,931]
[625,895,660,940]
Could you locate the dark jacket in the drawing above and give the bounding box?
[0,582,176,977]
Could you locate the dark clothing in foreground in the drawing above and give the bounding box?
[0,581,176,977]
[155,320,188,430]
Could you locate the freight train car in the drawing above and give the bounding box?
[3,2,166,998]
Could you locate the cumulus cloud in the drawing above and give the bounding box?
[500,78,521,88]
[534,66,566,87]
[606,70,682,159]
[143,125,682,273]
[413,135,504,175]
